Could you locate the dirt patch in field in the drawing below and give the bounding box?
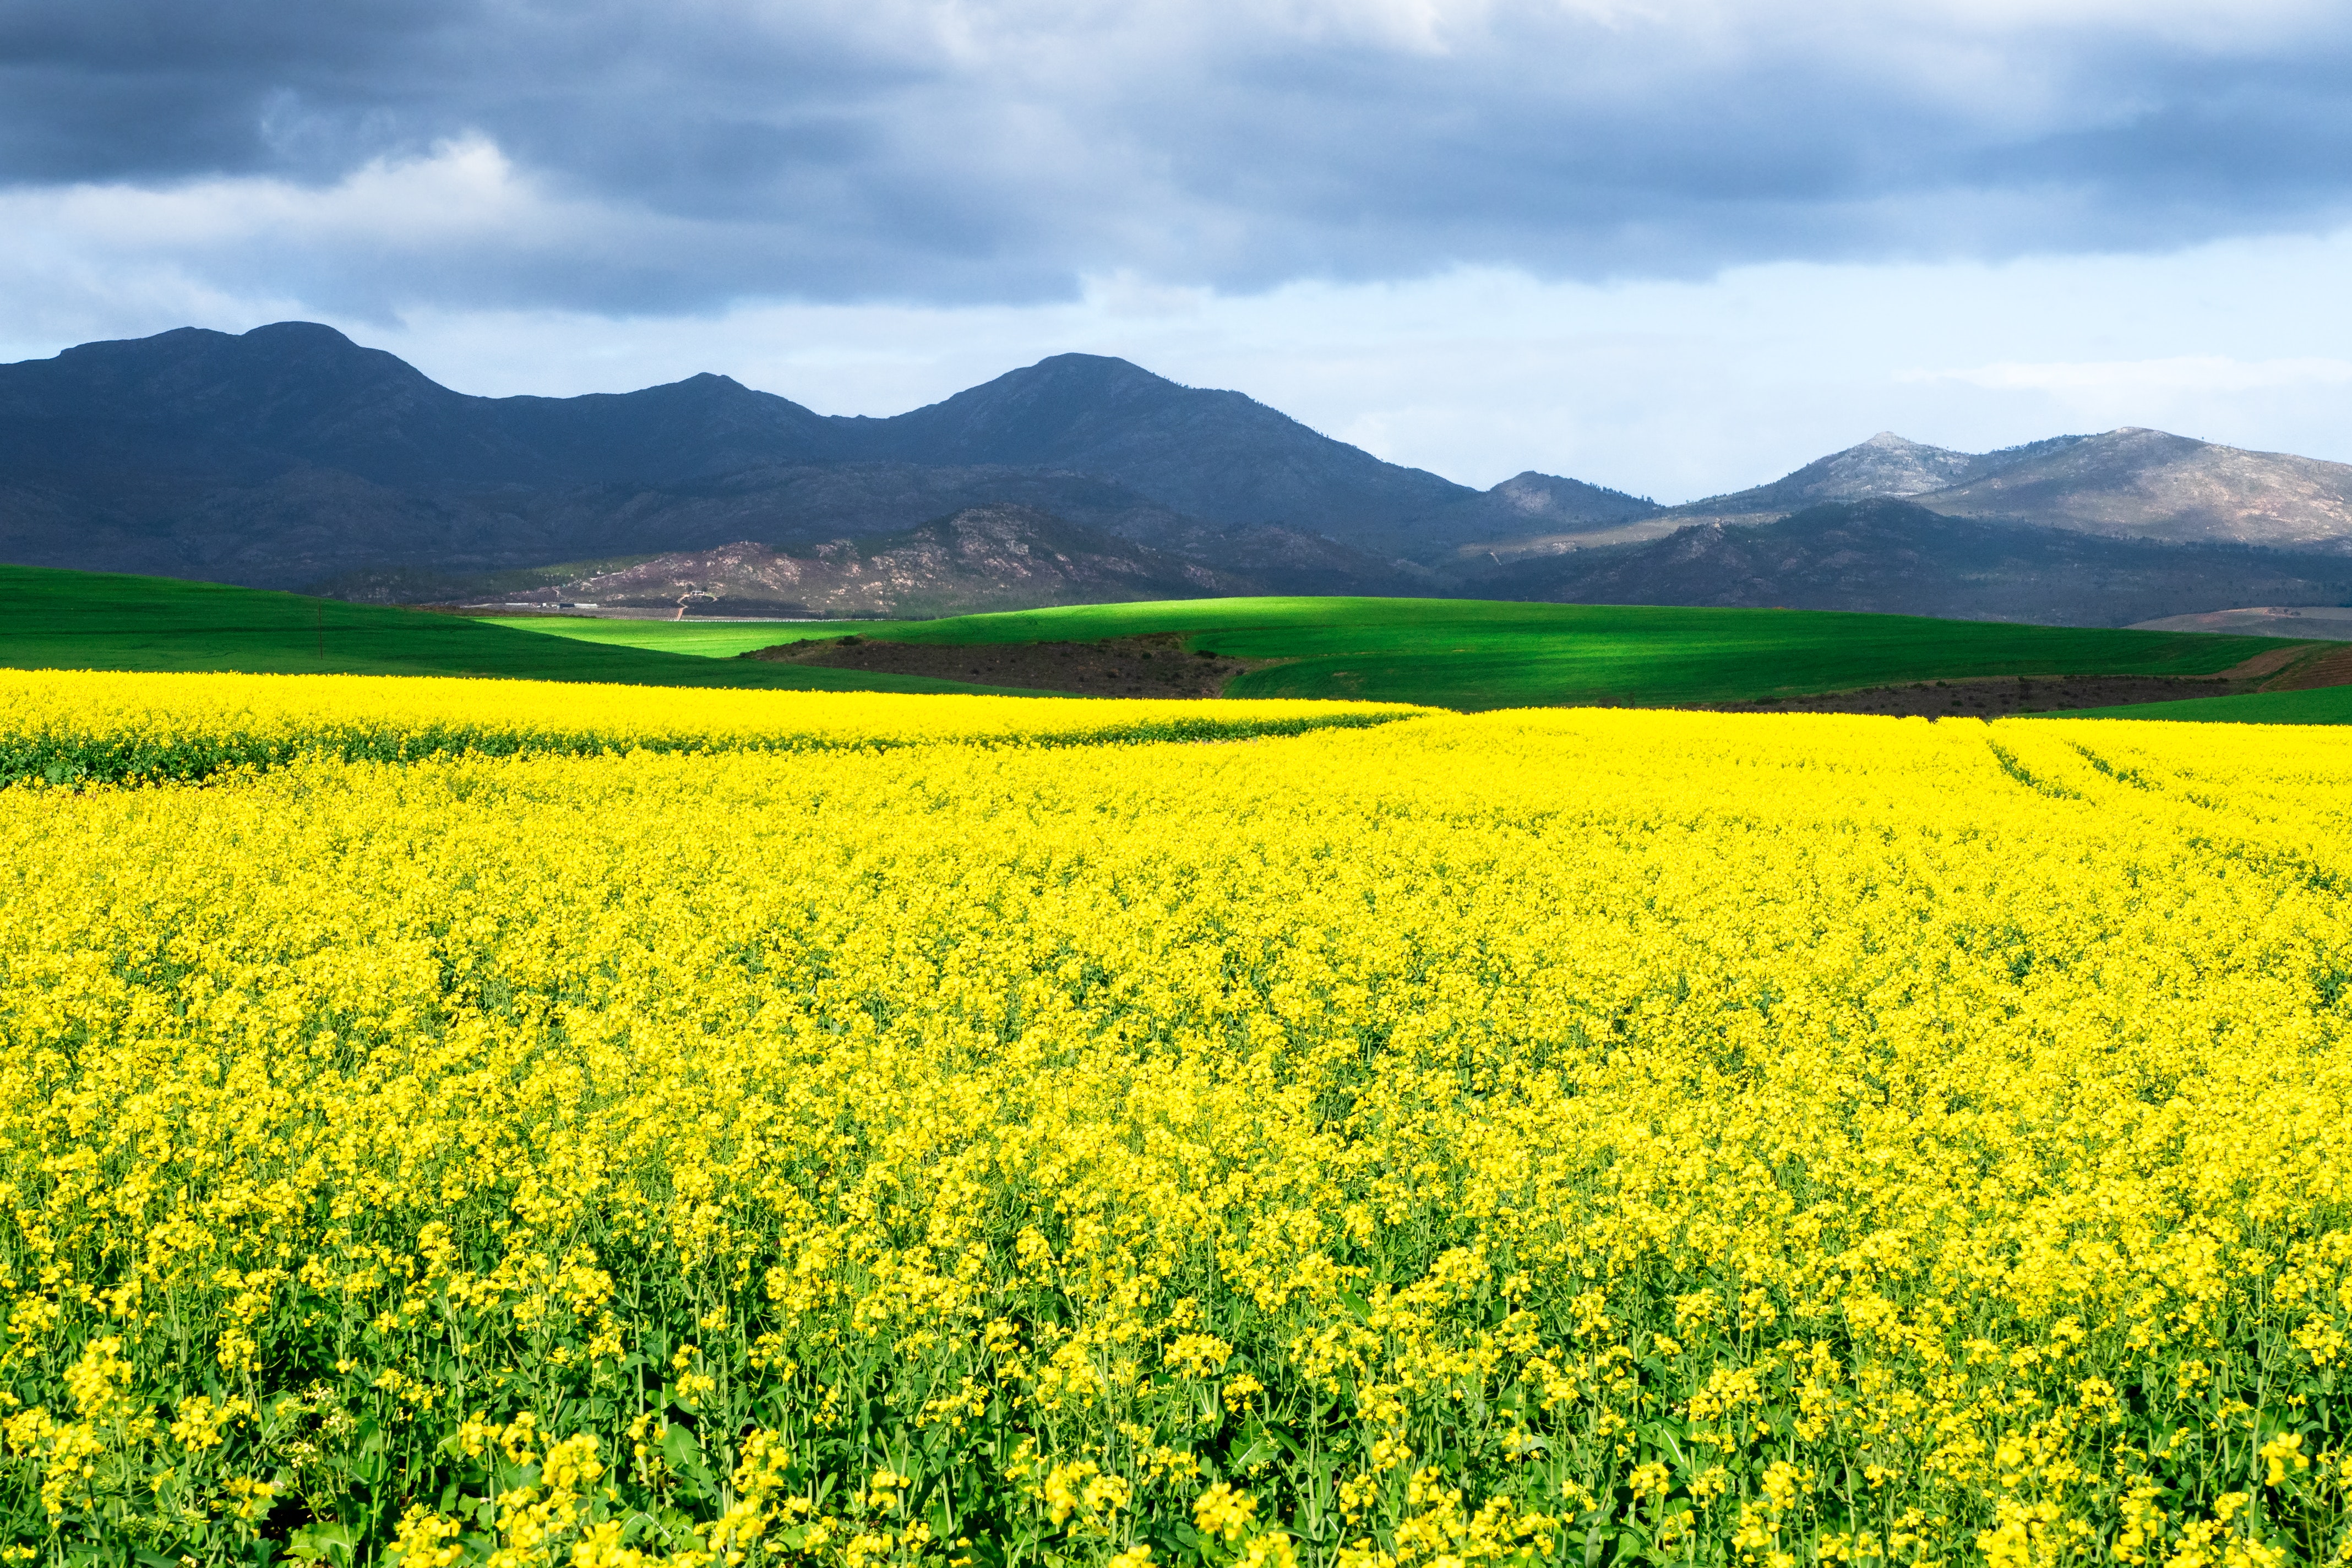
[1701,674,2278,718]
[2222,643,2326,681]
[1707,640,2352,718]
[2264,641,2352,692]
[744,633,1273,697]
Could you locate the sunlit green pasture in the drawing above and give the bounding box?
[489,596,2306,711]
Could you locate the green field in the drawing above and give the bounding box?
[487,596,2309,710]
[474,614,832,660]
[2062,684,2352,725]
[14,570,2332,716]
[0,567,1034,695]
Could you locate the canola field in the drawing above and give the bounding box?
[3,673,2350,1568]
[0,671,1420,786]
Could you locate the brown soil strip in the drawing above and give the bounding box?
[2220,643,2325,680]
[744,633,1274,698]
[2262,642,2352,692]
[1709,640,2352,718]
[1703,674,2277,719]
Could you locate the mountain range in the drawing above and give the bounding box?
[5,321,2351,625]
[1509,499,2352,626]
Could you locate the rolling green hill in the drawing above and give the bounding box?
[2060,686,2352,725]
[16,570,2328,717]
[472,614,832,660]
[486,597,2306,710]
[0,566,1031,695]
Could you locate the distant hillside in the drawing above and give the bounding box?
[0,325,1467,589]
[1672,433,2091,520]
[1489,499,2352,626]
[1381,471,1667,560]
[1663,427,2352,555]
[1921,427,2352,550]
[12,321,2352,622]
[375,505,1268,619]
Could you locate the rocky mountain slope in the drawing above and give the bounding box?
[396,507,1278,619]
[1488,499,2352,625]
[1670,433,2090,520]
[1658,428,2352,555]
[1920,427,2352,549]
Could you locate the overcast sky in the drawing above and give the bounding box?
[7,0,2352,499]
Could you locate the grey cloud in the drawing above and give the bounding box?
[6,0,2352,312]
[0,0,466,179]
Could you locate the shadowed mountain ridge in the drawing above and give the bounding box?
[0,325,1463,589]
[837,352,1474,531]
[0,323,842,486]
[0,326,1467,521]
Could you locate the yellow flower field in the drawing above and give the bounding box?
[2,677,2349,1568]
[0,670,1423,785]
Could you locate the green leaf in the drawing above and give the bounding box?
[285,1522,360,1567]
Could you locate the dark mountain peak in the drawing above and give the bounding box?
[54,320,358,364]
[537,368,793,422]
[178,322,437,399]
[947,354,1197,418]
[0,319,485,484]
[864,353,1206,465]
[502,368,780,419]
[54,323,232,362]
[850,351,1472,532]
[1019,352,1177,390]
[239,320,362,350]
[1376,469,1669,559]
[486,373,839,483]
[17,319,435,405]
[1489,471,1660,517]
